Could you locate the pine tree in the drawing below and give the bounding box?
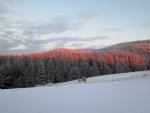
[114,62,131,73]
[79,60,89,78]
[99,61,112,75]
[69,67,80,80]
[45,58,56,83]
[87,62,100,77]
[25,59,36,87]
[10,58,26,87]
[35,58,46,85]
[0,61,13,88]
[54,57,63,83]
[147,64,150,70]
[61,58,72,82]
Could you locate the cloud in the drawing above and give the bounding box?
[0,1,104,54]
[0,34,109,54]
[43,36,108,42]
[0,37,46,54]
[42,36,109,49]
[0,2,8,22]
[22,17,82,38]
[99,28,122,32]
[0,38,16,54]
[0,5,8,15]
[69,43,85,47]
[140,22,150,28]
[0,1,9,14]
[9,44,27,50]
[0,0,14,21]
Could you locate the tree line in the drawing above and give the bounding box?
[0,54,149,89]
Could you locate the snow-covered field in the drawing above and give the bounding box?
[0,71,150,113]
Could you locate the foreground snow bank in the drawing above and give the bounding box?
[0,71,150,113]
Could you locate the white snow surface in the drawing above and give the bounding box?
[0,71,150,113]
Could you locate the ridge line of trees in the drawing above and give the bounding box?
[0,40,150,89]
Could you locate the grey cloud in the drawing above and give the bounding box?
[0,28,47,54]
[0,17,6,21]
[140,22,150,28]
[0,0,13,15]
[22,36,102,51]
[20,10,100,38]
[0,3,8,22]
[0,30,23,44]
[22,17,82,38]
[0,35,109,54]
[69,43,86,48]
[0,0,11,13]
[0,0,17,24]
[45,36,108,42]
[1,30,15,37]
[42,36,109,50]
[0,2,104,54]
[99,28,122,32]
[53,41,66,49]
[0,37,46,54]
[0,38,18,54]
[85,36,108,41]
[0,0,19,7]
[0,6,8,15]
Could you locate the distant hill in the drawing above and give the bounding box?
[93,39,150,57]
[91,39,150,65]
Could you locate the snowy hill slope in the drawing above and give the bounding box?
[49,70,150,86]
[0,71,150,113]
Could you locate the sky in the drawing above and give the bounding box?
[0,0,150,54]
